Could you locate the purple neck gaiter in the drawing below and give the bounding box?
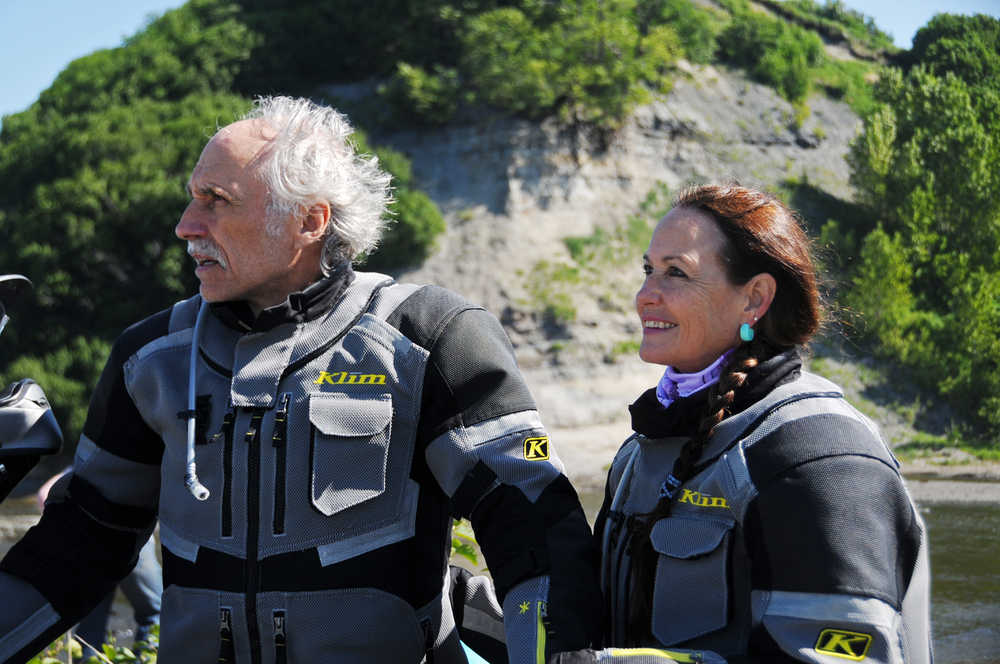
[655,349,733,409]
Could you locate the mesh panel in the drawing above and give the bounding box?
[231,332,296,408]
[475,423,562,503]
[502,576,549,663]
[309,394,390,516]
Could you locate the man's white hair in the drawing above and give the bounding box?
[242,96,393,272]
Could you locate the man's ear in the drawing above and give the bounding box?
[301,202,331,241]
[744,272,777,319]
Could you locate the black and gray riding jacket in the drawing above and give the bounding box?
[589,352,932,664]
[0,270,601,664]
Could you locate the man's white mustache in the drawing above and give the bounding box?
[187,240,227,269]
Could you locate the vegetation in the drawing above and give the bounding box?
[0,2,445,449]
[841,14,1000,442]
[717,1,825,104]
[2,0,998,449]
[759,0,896,54]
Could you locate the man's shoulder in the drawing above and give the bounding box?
[110,303,181,364]
[379,281,489,351]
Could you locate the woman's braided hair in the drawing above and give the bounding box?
[626,184,822,641]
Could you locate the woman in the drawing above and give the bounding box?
[553,185,932,663]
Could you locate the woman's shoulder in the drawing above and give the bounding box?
[738,371,901,488]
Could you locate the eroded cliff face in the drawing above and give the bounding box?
[337,63,863,480]
[378,62,858,306]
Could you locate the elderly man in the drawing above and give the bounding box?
[0,97,600,663]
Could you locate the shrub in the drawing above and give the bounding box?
[718,7,824,103]
[378,63,462,125]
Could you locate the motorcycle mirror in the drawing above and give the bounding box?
[0,275,32,337]
[0,275,32,300]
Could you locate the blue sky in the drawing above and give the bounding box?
[1,0,999,122]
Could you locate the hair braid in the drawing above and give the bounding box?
[625,341,761,642]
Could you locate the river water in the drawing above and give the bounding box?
[1,485,998,662]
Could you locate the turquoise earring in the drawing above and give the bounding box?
[739,322,754,342]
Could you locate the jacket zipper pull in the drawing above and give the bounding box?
[273,609,287,664]
[272,394,290,448]
[210,410,235,444]
[219,607,236,664]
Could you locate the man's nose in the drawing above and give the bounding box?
[175,202,205,240]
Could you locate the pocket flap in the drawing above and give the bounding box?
[650,516,733,559]
[309,393,392,437]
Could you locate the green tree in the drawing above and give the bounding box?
[635,0,721,64]
[904,13,1000,92]
[847,20,1000,436]
[461,0,681,126]
[717,6,824,103]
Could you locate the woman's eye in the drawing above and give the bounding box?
[642,264,653,275]
[667,266,687,278]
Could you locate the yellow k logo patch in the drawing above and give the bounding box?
[523,437,549,461]
[815,629,873,660]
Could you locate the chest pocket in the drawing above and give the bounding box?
[649,515,734,646]
[309,393,392,517]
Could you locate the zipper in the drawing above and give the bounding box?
[218,607,236,664]
[218,410,236,538]
[273,609,287,664]
[272,394,290,535]
[244,409,265,664]
[535,601,548,664]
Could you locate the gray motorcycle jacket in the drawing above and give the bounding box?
[590,360,932,664]
[0,271,601,663]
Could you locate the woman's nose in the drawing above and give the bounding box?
[635,278,659,307]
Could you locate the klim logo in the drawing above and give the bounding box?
[314,371,387,386]
[815,629,873,661]
[677,489,729,509]
[523,437,549,461]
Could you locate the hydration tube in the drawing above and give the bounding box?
[184,300,210,501]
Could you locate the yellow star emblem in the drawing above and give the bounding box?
[518,601,530,615]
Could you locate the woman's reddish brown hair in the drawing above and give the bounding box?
[673,184,822,347]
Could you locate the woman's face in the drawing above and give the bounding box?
[636,206,751,372]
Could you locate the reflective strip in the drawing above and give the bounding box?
[740,395,884,453]
[598,648,726,663]
[426,409,563,502]
[763,590,897,627]
[535,601,546,664]
[705,372,842,455]
[758,590,902,663]
[0,602,60,661]
[605,648,693,661]
[73,435,161,509]
[159,519,201,563]
[316,480,419,566]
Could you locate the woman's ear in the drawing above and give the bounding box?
[744,272,777,320]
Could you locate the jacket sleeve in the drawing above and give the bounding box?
[0,312,168,664]
[737,414,932,664]
[414,299,602,662]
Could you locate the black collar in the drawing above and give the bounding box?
[210,263,355,333]
[629,348,803,438]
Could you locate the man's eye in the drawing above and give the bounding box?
[667,266,686,278]
[642,264,653,275]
